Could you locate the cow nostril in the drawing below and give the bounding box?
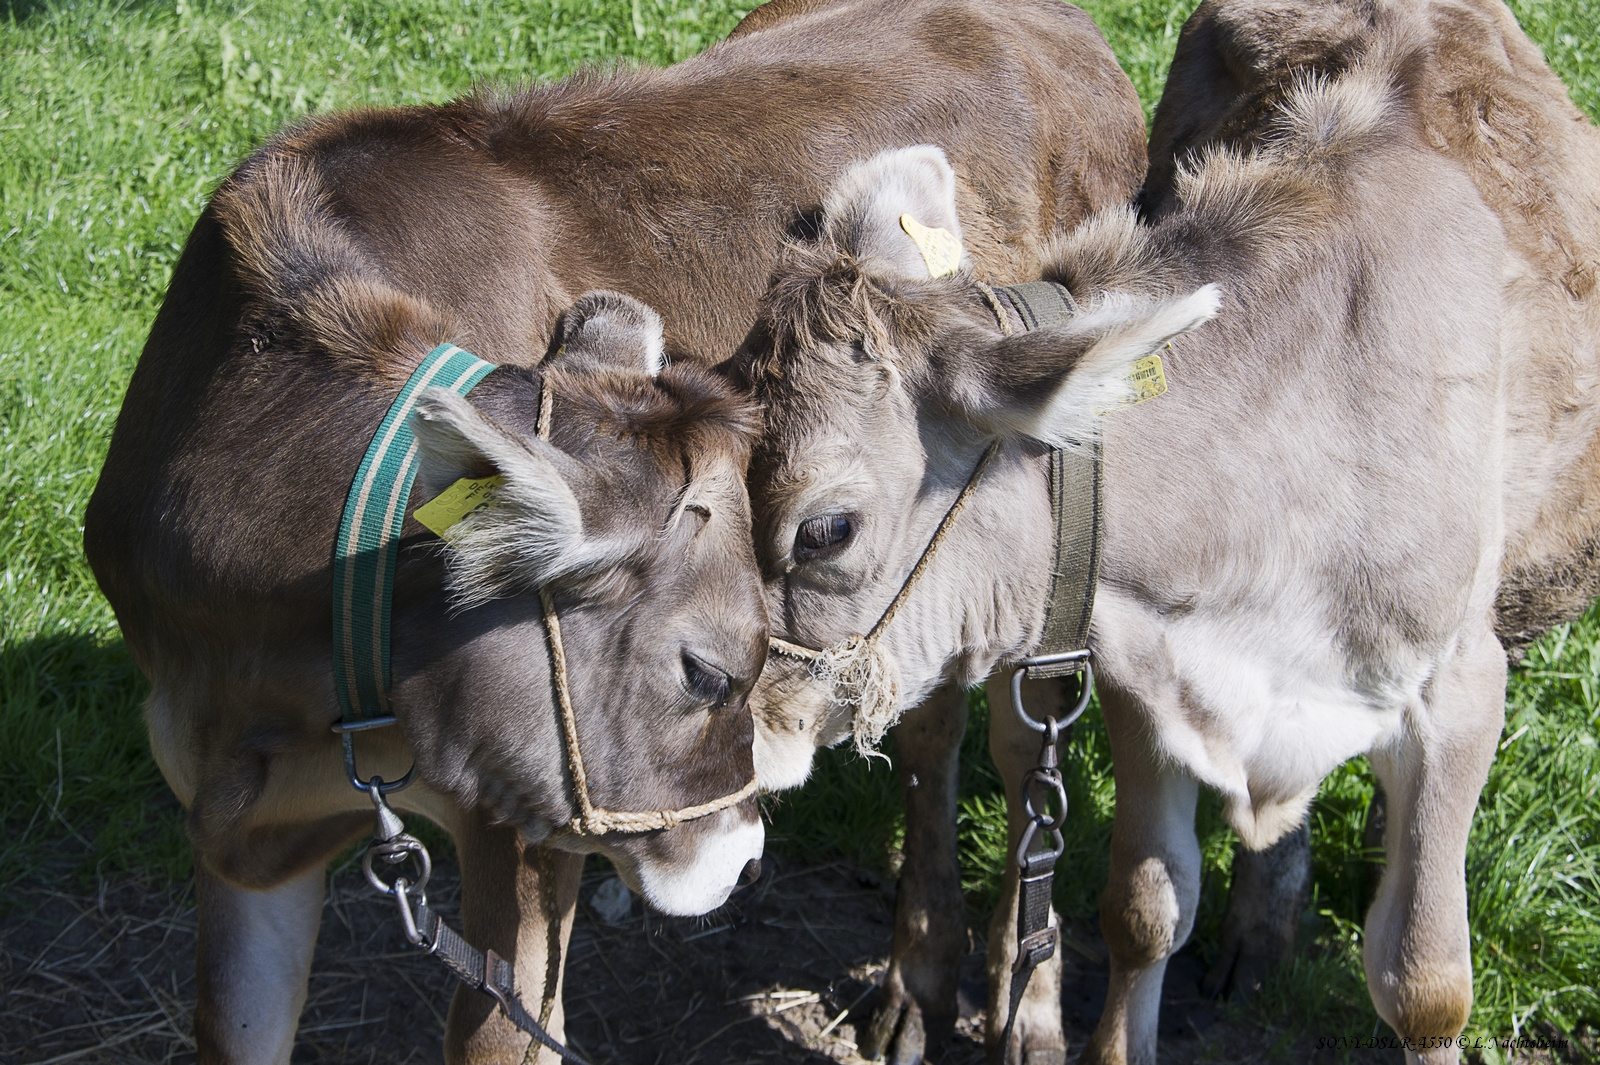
[739,858,763,887]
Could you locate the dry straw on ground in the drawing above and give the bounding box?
[0,853,1291,1065]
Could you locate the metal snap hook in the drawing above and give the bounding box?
[363,835,433,900]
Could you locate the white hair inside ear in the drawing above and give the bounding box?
[1022,284,1224,448]
[822,144,970,282]
[411,387,604,606]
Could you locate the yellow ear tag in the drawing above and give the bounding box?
[899,214,964,278]
[414,475,504,538]
[1125,352,1169,404]
[1100,351,1170,414]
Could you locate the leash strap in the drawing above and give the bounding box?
[366,791,587,1063]
[414,902,589,1064]
[985,282,1100,1051]
[1004,851,1060,1050]
[332,343,497,725]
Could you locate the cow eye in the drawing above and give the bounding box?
[795,514,854,561]
[681,651,732,708]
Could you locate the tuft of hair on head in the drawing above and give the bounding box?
[747,242,900,384]
[550,359,764,466]
[543,290,761,460]
[745,145,974,387]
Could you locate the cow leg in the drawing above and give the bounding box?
[1201,822,1312,1000]
[193,860,325,1065]
[1364,626,1503,1065]
[982,674,1069,1065]
[446,811,583,1065]
[862,682,970,1064]
[1083,686,1201,1065]
[1362,783,1388,911]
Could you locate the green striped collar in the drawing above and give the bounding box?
[332,344,498,724]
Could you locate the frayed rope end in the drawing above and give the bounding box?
[811,635,904,761]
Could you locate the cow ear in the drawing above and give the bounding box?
[821,145,970,282]
[941,285,1223,447]
[546,290,666,376]
[410,388,606,605]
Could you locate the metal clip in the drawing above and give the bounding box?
[391,876,425,945]
[339,727,417,795]
[361,783,432,922]
[1010,651,1092,735]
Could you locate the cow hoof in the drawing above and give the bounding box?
[988,1039,1068,1065]
[1202,940,1277,1001]
[1203,824,1311,1000]
[862,996,926,1064]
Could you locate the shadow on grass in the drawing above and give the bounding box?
[0,631,187,896]
[0,0,50,20]
[0,0,183,24]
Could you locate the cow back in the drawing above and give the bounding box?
[1144,0,1600,652]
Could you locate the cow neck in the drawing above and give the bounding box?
[331,345,758,835]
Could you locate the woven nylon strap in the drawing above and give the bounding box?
[414,903,587,1064]
[988,282,1102,680]
[332,344,497,724]
[1004,850,1059,1049]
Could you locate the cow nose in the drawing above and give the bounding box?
[739,858,763,887]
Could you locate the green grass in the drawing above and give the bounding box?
[2,0,1598,1056]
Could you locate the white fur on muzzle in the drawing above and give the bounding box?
[629,811,764,916]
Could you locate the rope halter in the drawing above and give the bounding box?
[534,385,759,836]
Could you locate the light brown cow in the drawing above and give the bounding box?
[1142,0,1600,1002]
[83,1,1147,1060]
[739,5,1598,1060]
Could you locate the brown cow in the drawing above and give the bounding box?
[1142,0,1600,1003]
[83,1,1146,1060]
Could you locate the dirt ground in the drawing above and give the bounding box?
[0,851,1584,1065]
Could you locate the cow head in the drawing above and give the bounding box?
[403,291,766,915]
[740,147,1220,789]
